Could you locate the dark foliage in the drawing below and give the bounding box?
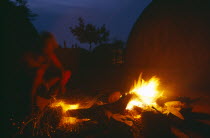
[1,0,39,137]
[70,17,110,51]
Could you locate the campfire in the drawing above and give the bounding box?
[126,76,163,110]
[18,74,210,137]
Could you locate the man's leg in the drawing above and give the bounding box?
[60,70,71,95]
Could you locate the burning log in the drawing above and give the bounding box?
[66,94,134,120]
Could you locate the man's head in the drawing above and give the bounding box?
[40,32,58,54]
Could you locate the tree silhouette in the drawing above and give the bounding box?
[70,17,109,51]
[97,24,110,45]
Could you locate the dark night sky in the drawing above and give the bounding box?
[28,0,151,48]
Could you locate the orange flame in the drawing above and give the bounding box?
[126,76,163,110]
[50,100,84,125]
[50,100,79,112]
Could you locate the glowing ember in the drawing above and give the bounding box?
[134,115,141,119]
[126,76,163,110]
[61,117,90,125]
[50,100,79,112]
[50,100,86,125]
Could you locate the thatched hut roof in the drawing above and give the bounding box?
[125,0,210,96]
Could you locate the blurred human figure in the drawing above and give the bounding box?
[25,32,71,106]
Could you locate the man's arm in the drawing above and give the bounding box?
[49,53,64,71]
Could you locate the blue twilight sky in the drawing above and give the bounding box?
[27,0,152,48]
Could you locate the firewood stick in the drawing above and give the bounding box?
[66,94,134,119]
